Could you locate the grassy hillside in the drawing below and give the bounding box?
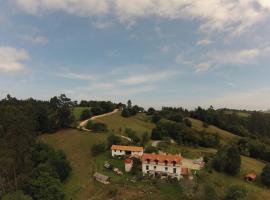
[39,113,270,200]
[94,112,155,136]
[187,117,241,143]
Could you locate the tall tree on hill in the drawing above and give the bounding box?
[127,100,132,109]
[225,145,241,175]
[261,164,270,187]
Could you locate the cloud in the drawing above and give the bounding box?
[15,0,270,34]
[118,69,181,85]
[0,46,29,72]
[196,39,213,46]
[195,63,211,74]
[58,72,96,81]
[208,87,270,110]
[20,35,48,45]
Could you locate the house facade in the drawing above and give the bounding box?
[111,145,144,158]
[142,153,183,180]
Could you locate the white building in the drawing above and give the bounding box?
[111,145,144,158]
[142,153,183,180]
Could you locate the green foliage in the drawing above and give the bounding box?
[91,143,106,156]
[121,108,131,118]
[224,185,247,200]
[86,121,108,132]
[125,128,140,144]
[147,107,156,115]
[261,164,270,187]
[130,157,142,175]
[152,114,161,123]
[107,134,121,148]
[144,146,159,153]
[203,184,218,200]
[141,132,150,146]
[2,191,32,200]
[169,113,183,123]
[80,109,92,120]
[24,173,65,200]
[184,118,192,127]
[212,145,241,175]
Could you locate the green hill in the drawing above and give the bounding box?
[39,112,270,200]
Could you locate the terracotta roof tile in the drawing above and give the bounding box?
[111,145,143,152]
[142,153,182,164]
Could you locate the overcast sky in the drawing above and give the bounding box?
[1,0,270,110]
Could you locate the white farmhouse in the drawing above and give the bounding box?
[111,145,144,158]
[142,153,183,180]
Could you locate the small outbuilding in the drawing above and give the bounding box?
[245,173,257,182]
[93,172,110,184]
[125,158,133,172]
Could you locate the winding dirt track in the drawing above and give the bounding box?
[77,109,119,131]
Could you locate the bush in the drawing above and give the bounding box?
[224,185,247,200]
[121,108,131,118]
[91,143,106,156]
[2,191,32,200]
[261,164,270,187]
[184,118,192,127]
[152,114,161,123]
[151,128,163,140]
[86,121,108,132]
[144,146,159,153]
[80,109,92,120]
[107,134,121,148]
[125,128,140,144]
[147,107,156,115]
[169,114,183,123]
[91,106,104,115]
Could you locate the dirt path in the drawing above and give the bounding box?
[77,109,119,131]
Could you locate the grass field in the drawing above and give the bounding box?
[39,113,270,200]
[187,117,241,143]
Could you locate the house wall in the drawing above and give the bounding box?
[111,149,143,157]
[142,161,182,180]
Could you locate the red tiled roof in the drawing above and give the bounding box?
[111,145,143,152]
[125,158,133,164]
[245,173,257,180]
[142,153,182,165]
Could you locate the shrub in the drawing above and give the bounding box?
[121,108,131,118]
[261,164,270,187]
[152,114,161,123]
[184,118,192,127]
[86,121,108,132]
[80,109,92,120]
[2,191,32,200]
[107,134,121,148]
[91,143,106,156]
[224,185,247,200]
[144,146,159,153]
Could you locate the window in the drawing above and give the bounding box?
[154,166,156,170]
[146,159,150,164]
[165,167,168,171]
[173,168,176,173]
[164,160,168,166]
[114,150,116,152]
[155,159,158,165]
[173,161,176,166]
[120,150,122,152]
[146,165,149,170]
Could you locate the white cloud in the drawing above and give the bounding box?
[21,35,48,45]
[208,87,270,110]
[0,47,29,72]
[196,39,213,46]
[15,0,270,34]
[195,63,211,74]
[119,69,181,85]
[58,72,96,81]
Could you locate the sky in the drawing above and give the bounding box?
[0,0,270,110]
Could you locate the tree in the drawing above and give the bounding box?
[225,145,241,175]
[147,107,156,115]
[152,114,161,123]
[24,173,65,200]
[121,108,131,118]
[91,106,104,116]
[107,134,121,148]
[91,143,106,156]
[184,118,192,127]
[2,190,32,200]
[151,128,162,140]
[169,113,183,123]
[224,185,247,200]
[261,164,270,187]
[127,100,132,109]
[141,132,150,146]
[80,109,92,120]
[212,145,241,175]
[86,121,108,132]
